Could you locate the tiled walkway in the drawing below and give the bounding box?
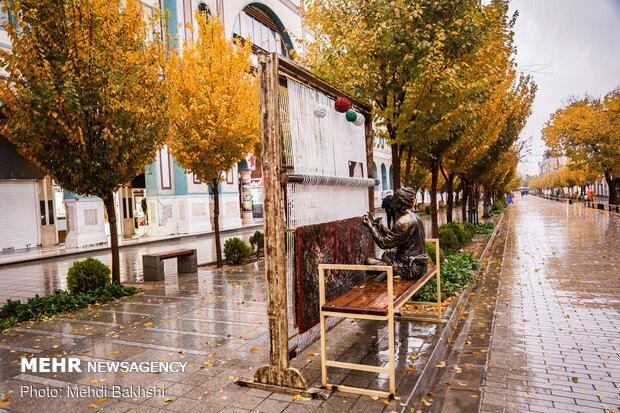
[480,196,620,412]
[0,226,261,305]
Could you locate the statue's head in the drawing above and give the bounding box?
[394,187,417,213]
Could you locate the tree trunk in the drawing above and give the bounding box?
[483,187,492,218]
[404,147,413,185]
[446,173,455,223]
[212,181,223,268]
[391,142,401,190]
[430,165,439,237]
[605,172,617,205]
[461,178,469,222]
[455,189,460,206]
[469,182,477,223]
[471,183,480,222]
[102,192,120,284]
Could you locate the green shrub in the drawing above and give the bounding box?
[425,241,445,266]
[249,231,265,259]
[223,237,253,264]
[461,222,475,240]
[492,199,506,214]
[412,251,480,302]
[475,222,494,234]
[66,258,111,295]
[441,222,467,248]
[439,227,460,251]
[0,284,138,331]
[425,205,431,215]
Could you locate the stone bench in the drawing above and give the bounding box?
[142,249,197,281]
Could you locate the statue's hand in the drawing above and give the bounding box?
[362,213,373,228]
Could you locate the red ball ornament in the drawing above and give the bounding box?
[335,97,352,113]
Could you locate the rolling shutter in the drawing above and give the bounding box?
[0,181,40,251]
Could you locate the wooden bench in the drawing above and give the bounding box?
[142,249,197,281]
[318,238,441,399]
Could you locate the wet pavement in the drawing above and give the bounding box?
[0,205,486,413]
[0,221,265,267]
[416,195,620,412]
[0,226,262,306]
[0,258,452,413]
[0,207,453,307]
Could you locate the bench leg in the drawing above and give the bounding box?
[320,313,328,389]
[388,308,396,395]
[177,250,198,273]
[143,256,164,281]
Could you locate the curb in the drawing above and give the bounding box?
[400,213,506,412]
[0,223,263,268]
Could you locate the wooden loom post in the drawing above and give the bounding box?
[249,52,307,391]
[365,111,374,211]
[365,109,375,256]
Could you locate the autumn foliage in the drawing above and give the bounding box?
[0,0,170,282]
[542,88,620,204]
[167,13,259,266]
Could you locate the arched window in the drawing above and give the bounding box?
[381,164,387,191]
[232,4,294,58]
[373,162,378,191]
[389,165,393,189]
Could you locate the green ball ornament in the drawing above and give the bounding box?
[345,110,357,122]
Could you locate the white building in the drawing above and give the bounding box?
[0,0,394,251]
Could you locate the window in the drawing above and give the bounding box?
[232,5,288,57]
[373,162,378,191]
[389,165,393,189]
[381,164,387,191]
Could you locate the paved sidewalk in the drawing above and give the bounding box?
[0,225,262,305]
[481,196,620,412]
[0,222,264,267]
[0,259,450,413]
[416,195,620,412]
[0,208,457,306]
[0,205,493,413]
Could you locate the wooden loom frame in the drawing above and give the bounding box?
[236,52,374,396]
[318,238,442,398]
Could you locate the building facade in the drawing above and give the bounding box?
[0,0,395,251]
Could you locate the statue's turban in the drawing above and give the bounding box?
[394,187,417,210]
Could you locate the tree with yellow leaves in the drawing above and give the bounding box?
[302,0,488,195]
[542,88,620,204]
[167,13,259,267]
[0,0,170,283]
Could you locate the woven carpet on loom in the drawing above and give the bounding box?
[295,216,373,333]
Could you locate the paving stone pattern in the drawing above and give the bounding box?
[480,196,620,413]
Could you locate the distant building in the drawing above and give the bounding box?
[538,150,567,175]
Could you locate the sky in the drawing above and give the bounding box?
[507,0,620,176]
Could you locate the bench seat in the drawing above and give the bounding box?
[142,249,197,281]
[321,266,436,316]
[156,249,195,259]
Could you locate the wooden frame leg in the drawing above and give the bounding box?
[320,313,327,388]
